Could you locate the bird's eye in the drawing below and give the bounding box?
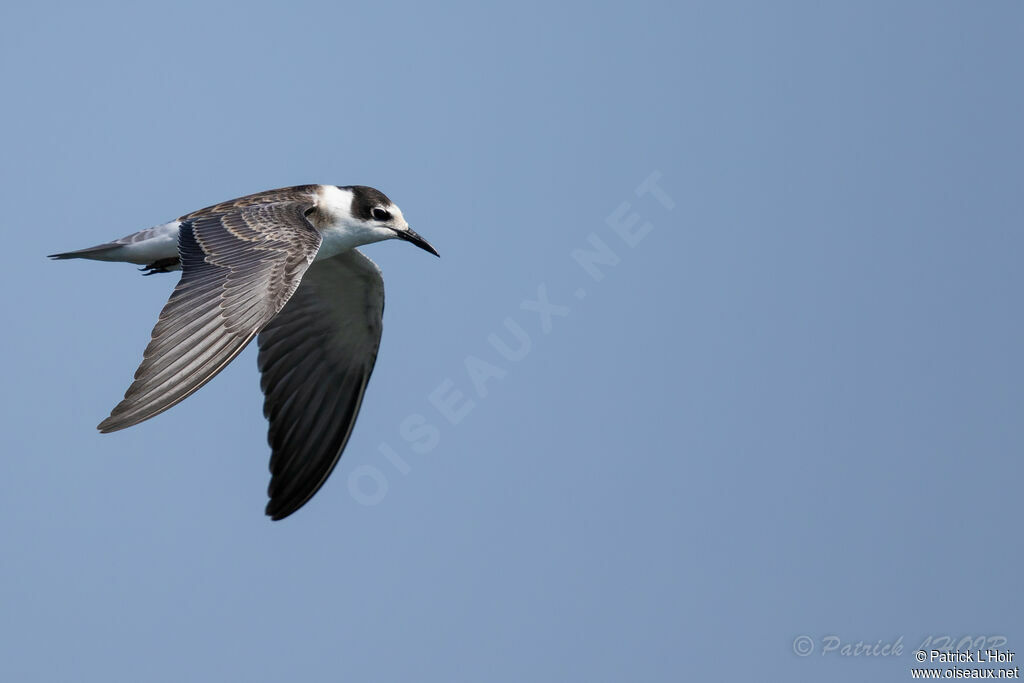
[371,207,391,222]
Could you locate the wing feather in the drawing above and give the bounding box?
[256,249,385,520]
[98,188,323,433]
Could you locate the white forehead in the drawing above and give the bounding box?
[387,203,407,224]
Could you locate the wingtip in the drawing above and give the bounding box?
[265,505,292,522]
[96,414,125,433]
[265,494,308,521]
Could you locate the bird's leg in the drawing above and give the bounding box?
[139,257,181,276]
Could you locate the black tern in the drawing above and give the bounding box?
[50,185,439,520]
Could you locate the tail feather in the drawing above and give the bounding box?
[48,243,123,261]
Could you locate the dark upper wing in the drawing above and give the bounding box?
[98,189,323,433]
[256,249,385,520]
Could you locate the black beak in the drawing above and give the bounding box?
[395,227,440,257]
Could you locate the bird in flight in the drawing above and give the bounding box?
[50,184,439,520]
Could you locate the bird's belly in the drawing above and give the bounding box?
[115,221,181,264]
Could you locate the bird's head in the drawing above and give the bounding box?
[326,185,439,257]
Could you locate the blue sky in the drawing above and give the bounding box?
[2,2,1022,681]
